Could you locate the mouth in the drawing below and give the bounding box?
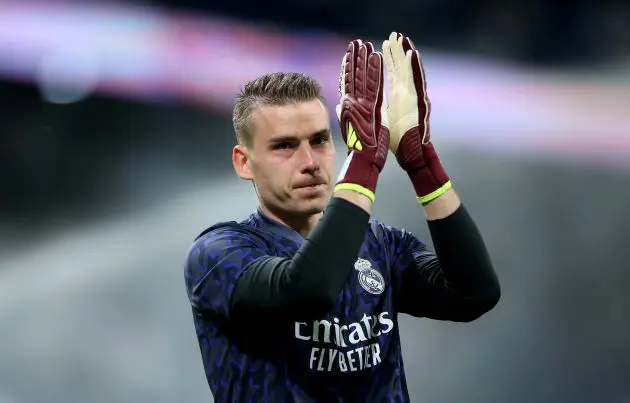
[295,182,325,190]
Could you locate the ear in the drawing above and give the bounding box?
[232,144,253,181]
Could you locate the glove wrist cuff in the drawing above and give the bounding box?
[401,142,450,204]
[407,167,451,204]
[416,180,452,204]
[335,151,381,202]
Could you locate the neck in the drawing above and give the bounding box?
[260,204,323,238]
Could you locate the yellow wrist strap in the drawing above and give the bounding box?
[417,180,452,205]
[334,183,376,203]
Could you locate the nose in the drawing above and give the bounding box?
[297,144,319,173]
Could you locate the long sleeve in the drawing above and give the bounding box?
[392,204,500,322]
[184,197,370,321]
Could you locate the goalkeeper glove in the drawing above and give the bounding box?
[334,40,390,202]
[383,32,451,205]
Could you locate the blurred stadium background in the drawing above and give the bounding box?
[1,1,629,402]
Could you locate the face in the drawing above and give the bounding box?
[233,99,336,219]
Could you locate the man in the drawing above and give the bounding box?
[184,32,500,402]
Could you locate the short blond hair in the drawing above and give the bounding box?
[233,72,325,147]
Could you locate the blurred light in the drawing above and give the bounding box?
[36,47,100,104]
[0,2,628,166]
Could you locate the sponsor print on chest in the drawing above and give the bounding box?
[294,258,393,373]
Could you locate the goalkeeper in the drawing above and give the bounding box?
[184,33,501,402]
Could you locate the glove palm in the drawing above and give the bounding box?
[334,40,390,202]
[383,32,450,205]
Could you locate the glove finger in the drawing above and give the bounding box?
[338,52,348,98]
[404,49,415,93]
[410,49,431,144]
[344,40,362,96]
[364,41,375,96]
[401,35,420,90]
[337,49,351,126]
[355,43,369,98]
[365,50,383,105]
[372,51,389,130]
[394,33,408,67]
[367,51,384,143]
[364,41,374,54]
[401,36,416,52]
[410,49,428,103]
[382,40,395,99]
[382,40,393,70]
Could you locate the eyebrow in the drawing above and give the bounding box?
[268,129,331,144]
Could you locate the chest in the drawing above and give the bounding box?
[271,235,395,319]
[268,236,398,367]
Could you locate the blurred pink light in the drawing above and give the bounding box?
[0,1,628,166]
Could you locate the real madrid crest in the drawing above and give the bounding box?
[354,258,385,295]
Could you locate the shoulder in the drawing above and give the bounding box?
[184,216,272,282]
[189,215,272,255]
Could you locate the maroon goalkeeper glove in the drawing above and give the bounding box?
[334,40,390,203]
[383,32,451,205]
